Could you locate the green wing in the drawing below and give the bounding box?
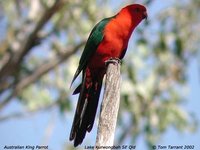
[71,17,113,85]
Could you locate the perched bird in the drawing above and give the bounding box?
[69,4,147,147]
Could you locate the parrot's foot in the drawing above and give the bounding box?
[105,57,122,66]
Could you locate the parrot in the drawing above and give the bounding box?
[69,4,147,147]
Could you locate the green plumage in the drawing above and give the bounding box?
[71,17,114,86]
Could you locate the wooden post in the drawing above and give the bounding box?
[95,59,121,149]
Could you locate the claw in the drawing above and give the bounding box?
[105,57,121,66]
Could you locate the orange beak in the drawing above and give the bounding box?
[143,11,148,20]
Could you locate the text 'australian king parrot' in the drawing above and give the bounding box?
[69,4,147,147]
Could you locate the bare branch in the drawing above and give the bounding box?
[0,0,68,80]
[95,59,121,148]
[15,41,85,94]
[0,40,85,110]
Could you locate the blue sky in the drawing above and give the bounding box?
[0,1,200,150]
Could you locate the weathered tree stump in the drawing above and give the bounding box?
[95,59,121,149]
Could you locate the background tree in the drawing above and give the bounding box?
[0,0,199,150]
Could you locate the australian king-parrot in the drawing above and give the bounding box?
[69,4,147,146]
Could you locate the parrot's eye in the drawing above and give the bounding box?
[135,8,140,12]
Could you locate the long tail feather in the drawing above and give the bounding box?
[69,71,102,147]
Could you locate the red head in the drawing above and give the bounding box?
[118,4,147,27]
